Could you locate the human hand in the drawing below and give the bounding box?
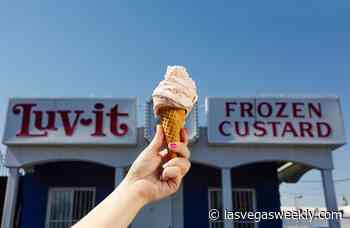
[121,125,191,205]
[72,125,191,228]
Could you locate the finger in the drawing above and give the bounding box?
[161,166,182,181]
[158,149,168,158]
[150,125,164,149]
[180,128,189,145]
[168,142,190,159]
[162,157,191,176]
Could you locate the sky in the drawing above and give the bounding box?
[0,1,349,207]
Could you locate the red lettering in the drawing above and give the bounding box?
[108,105,129,137]
[276,102,288,118]
[219,121,231,136]
[282,122,298,137]
[317,122,332,138]
[225,102,237,117]
[267,121,281,137]
[299,122,314,138]
[293,103,305,118]
[240,102,253,117]
[13,103,48,137]
[253,121,267,137]
[91,103,106,136]
[34,111,57,131]
[235,121,249,137]
[257,102,273,117]
[309,103,322,118]
[12,102,134,138]
[58,110,84,136]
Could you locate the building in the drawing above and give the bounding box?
[1,97,346,228]
[0,152,8,226]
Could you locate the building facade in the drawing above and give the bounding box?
[1,97,346,228]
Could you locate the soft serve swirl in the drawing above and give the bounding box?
[152,66,198,116]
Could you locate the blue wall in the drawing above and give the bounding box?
[183,163,283,228]
[17,162,115,228]
[184,165,220,228]
[18,174,48,228]
[17,162,282,228]
[0,177,7,226]
[231,163,283,228]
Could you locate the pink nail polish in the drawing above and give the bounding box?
[170,143,177,149]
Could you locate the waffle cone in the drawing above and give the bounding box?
[158,107,186,159]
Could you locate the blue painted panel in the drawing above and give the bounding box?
[184,163,283,228]
[95,184,114,204]
[184,184,210,228]
[18,162,114,228]
[183,164,220,228]
[18,174,48,228]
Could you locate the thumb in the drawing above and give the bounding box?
[150,124,164,149]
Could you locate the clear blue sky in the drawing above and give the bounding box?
[0,1,349,207]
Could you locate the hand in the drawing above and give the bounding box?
[73,125,191,228]
[122,125,191,204]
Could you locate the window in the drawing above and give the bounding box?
[46,187,96,228]
[208,188,257,228]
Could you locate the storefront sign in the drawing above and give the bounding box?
[207,97,346,145]
[3,98,137,145]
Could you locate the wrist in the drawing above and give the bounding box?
[114,179,148,209]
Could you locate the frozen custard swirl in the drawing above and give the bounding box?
[152,66,198,116]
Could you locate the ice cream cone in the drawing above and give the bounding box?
[158,106,186,159]
[152,66,197,158]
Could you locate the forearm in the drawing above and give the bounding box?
[72,181,146,228]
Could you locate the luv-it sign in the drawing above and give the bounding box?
[3,98,137,145]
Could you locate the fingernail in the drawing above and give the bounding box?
[159,149,168,157]
[170,143,177,149]
[162,163,168,169]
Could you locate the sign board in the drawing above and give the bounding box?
[206,97,346,145]
[3,98,137,145]
[144,99,199,143]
